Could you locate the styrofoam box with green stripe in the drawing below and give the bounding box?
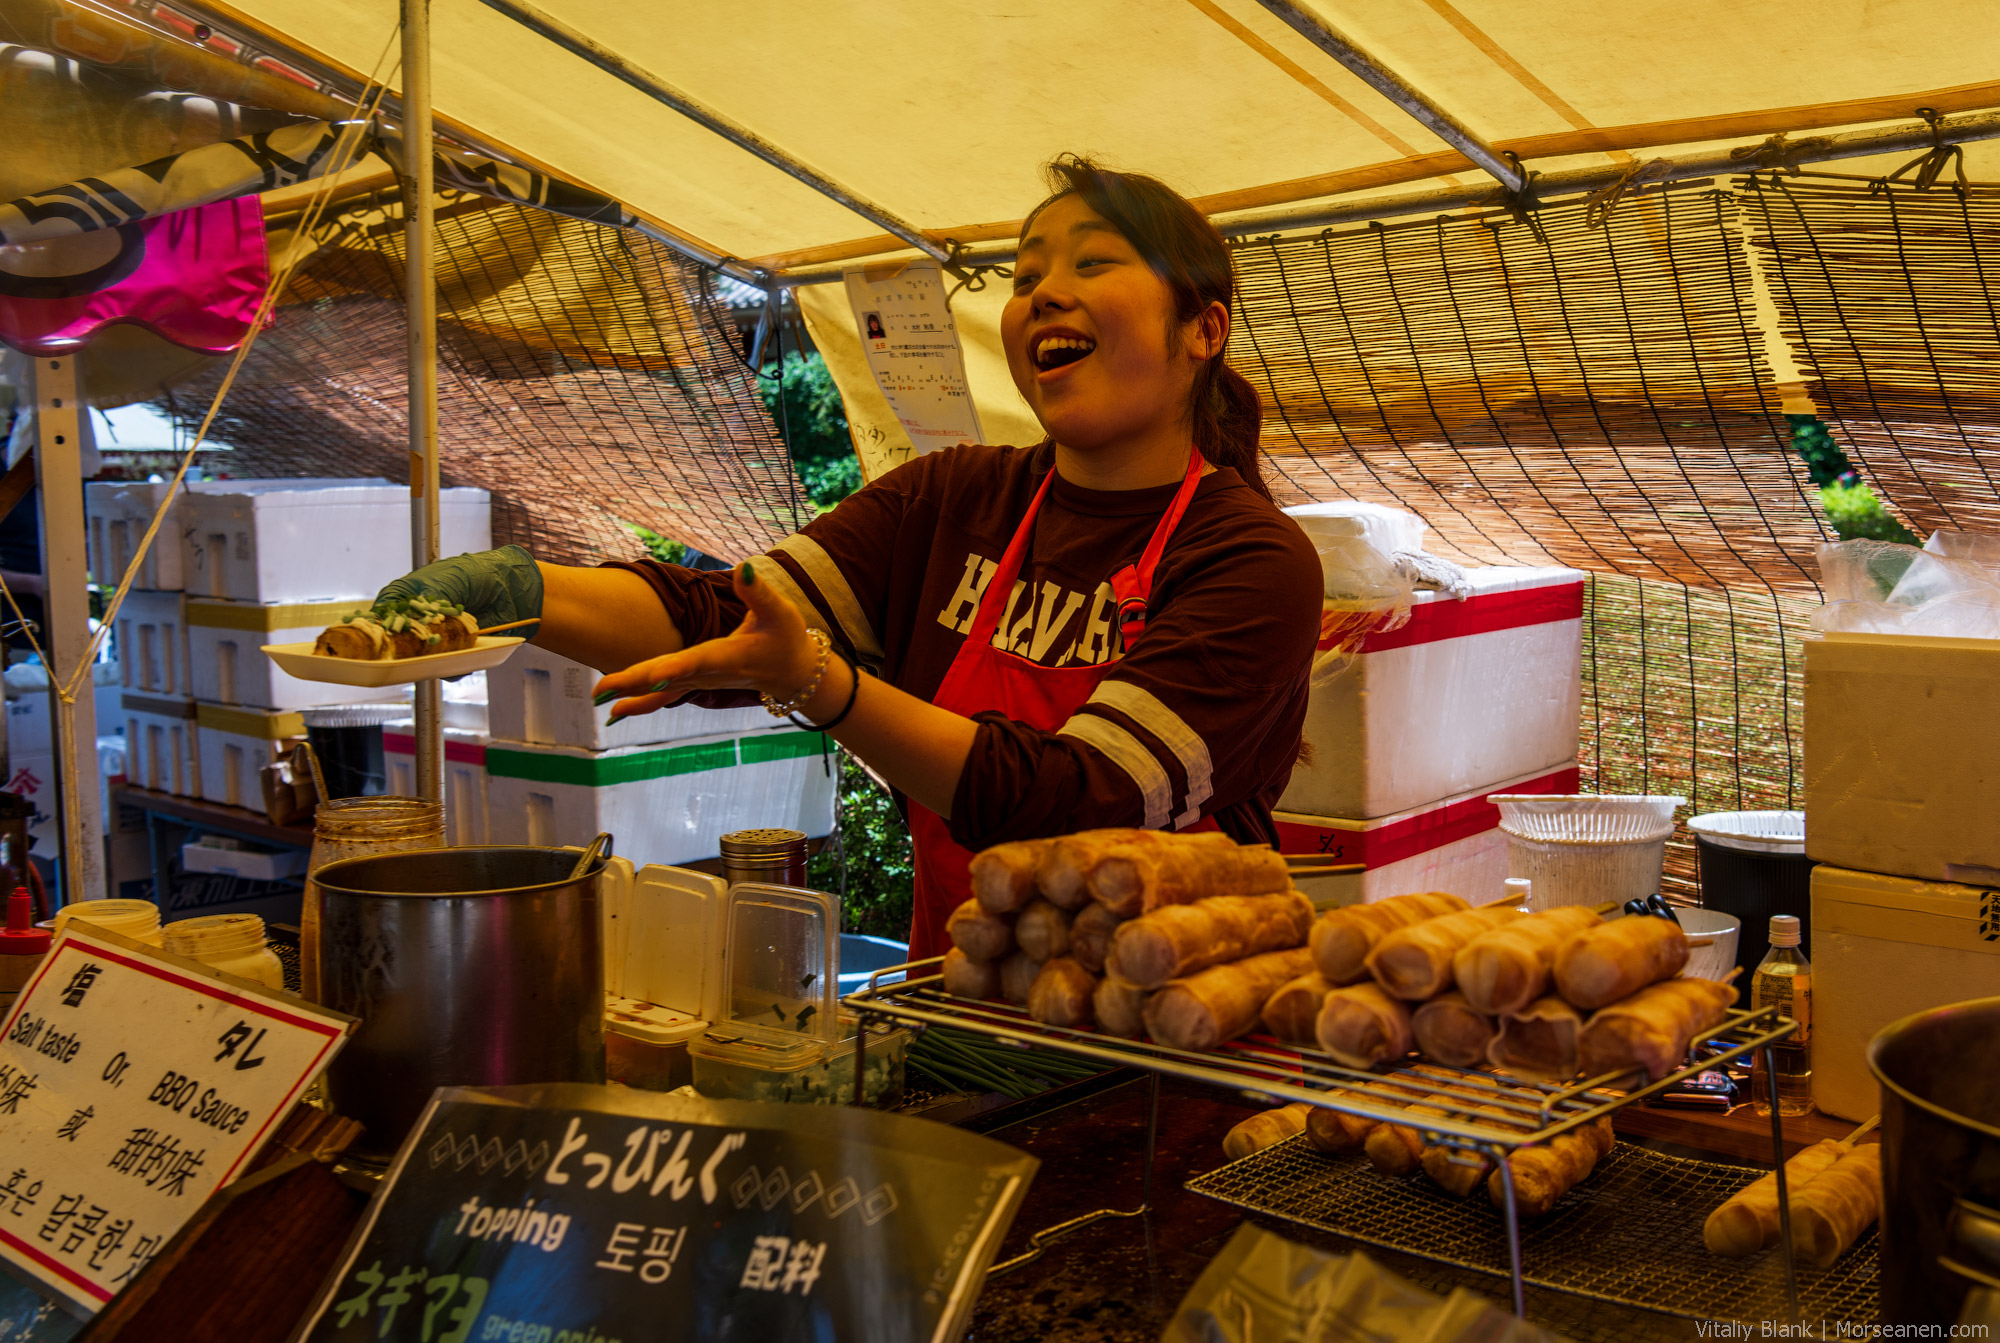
[187,597,411,710]
[485,728,837,870]
[486,642,770,751]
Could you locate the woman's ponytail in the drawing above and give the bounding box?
[1029,156,1273,503]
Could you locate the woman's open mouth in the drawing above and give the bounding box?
[1032,332,1096,382]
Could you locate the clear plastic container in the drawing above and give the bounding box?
[164,913,285,991]
[718,882,839,1045]
[301,796,442,1001]
[690,1017,909,1106]
[53,898,164,947]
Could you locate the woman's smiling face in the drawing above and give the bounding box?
[1003,193,1217,456]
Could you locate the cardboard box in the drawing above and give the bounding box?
[113,590,191,697]
[87,480,187,591]
[1280,566,1585,820]
[384,728,491,846]
[1805,633,2000,884]
[1810,864,2000,1121]
[121,693,202,797]
[485,728,837,871]
[184,597,407,710]
[486,643,769,751]
[1274,763,1579,908]
[194,703,303,815]
[180,479,491,604]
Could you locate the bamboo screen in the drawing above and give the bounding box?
[162,197,804,563]
[1744,172,2000,540]
[1225,187,1833,896]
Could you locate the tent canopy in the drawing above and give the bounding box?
[203,0,2000,273]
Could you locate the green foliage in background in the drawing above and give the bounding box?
[625,522,689,565]
[809,749,914,941]
[1821,481,1920,544]
[1787,414,1854,487]
[760,352,862,511]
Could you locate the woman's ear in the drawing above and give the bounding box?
[1186,300,1230,361]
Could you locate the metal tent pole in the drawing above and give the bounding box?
[401,0,444,807]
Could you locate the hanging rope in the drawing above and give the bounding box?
[1582,158,1673,229]
[0,22,404,889]
[1880,108,1970,194]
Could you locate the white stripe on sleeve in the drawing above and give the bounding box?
[1086,680,1215,829]
[771,534,885,663]
[1056,714,1172,830]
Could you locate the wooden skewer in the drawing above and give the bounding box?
[1842,1114,1881,1145]
[476,617,538,636]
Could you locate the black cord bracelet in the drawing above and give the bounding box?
[790,644,861,733]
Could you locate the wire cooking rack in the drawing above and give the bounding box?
[845,958,1809,1321]
[1189,1135,1878,1323]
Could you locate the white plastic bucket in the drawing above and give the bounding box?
[1493,794,1685,910]
[1686,810,1805,855]
[1677,907,1742,982]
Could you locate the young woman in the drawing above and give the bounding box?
[383,157,1321,958]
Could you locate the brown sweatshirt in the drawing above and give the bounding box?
[609,442,1320,850]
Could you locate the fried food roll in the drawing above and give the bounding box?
[313,621,382,660]
[1553,915,1690,1010]
[946,899,1014,962]
[1314,983,1416,1069]
[1453,906,1605,1016]
[997,950,1042,1006]
[1026,957,1097,1029]
[432,612,478,653]
[1412,991,1497,1069]
[1142,947,1314,1052]
[1261,972,1334,1044]
[1365,1100,1448,1176]
[1106,890,1312,989]
[941,947,1000,1000]
[1703,1139,1848,1258]
[1088,835,1288,918]
[1420,1102,1517,1197]
[1068,903,1122,974]
[1092,976,1148,1039]
[1487,995,1586,1081]
[1035,829,1161,910]
[1310,893,1470,985]
[1367,904,1524,1001]
[971,839,1053,914]
[1791,1143,1883,1268]
[1488,1117,1616,1217]
[1577,977,1736,1082]
[1015,898,1074,962]
[1223,1103,1312,1161]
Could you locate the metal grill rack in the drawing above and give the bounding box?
[845,957,1808,1322]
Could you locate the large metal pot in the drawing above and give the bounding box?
[1868,995,2000,1325]
[313,846,607,1155]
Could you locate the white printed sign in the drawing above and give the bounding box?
[0,927,351,1313]
[843,261,984,459]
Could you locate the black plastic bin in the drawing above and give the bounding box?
[1689,811,1813,978]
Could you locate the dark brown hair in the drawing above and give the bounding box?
[1021,154,1270,501]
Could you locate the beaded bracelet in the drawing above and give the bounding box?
[761,627,832,719]
[791,643,861,732]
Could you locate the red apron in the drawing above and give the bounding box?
[906,449,1210,961]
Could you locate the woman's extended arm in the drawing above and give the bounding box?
[532,562,687,672]
[591,562,978,816]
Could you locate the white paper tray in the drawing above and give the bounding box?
[261,637,525,687]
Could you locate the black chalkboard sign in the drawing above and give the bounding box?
[298,1084,1037,1343]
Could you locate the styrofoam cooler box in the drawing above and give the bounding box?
[486,643,769,750]
[485,728,837,870]
[384,728,491,846]
[113,590,191,697]
[121,692,202,796]
[194,703,303,814]
[1810,864,2000,1121]
[1805,632,2000,885]
[87,480,188,591]
[181,479,491,603]
[1281,566,1585,820]
[1276,763,1580,908]
[185,597,407,710]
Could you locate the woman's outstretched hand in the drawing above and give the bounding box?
[591,561,824,721]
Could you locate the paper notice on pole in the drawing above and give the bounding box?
[843,261,984,464]
[0,926,352,1315]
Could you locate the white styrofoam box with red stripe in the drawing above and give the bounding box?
[385,728,492,847]
[1281,566,1586,821]
[485,642,770,752]
[1277,763,1580,908]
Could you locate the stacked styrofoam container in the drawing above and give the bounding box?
[87,481,189,592]
[171,479,491,816]
[1277,503,1585,908]
[113,588,201,797]
[483,644,834,869]
[385,727,492,846]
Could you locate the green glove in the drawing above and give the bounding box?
[375,545,544,638]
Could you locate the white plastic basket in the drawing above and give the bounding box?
[1686,810,1805,855]
[1492,795,1685,909]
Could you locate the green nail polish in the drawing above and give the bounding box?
[605,710,625,726]
[738,561,755,584]
[591,688,619,706]
[648,679,673,694]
